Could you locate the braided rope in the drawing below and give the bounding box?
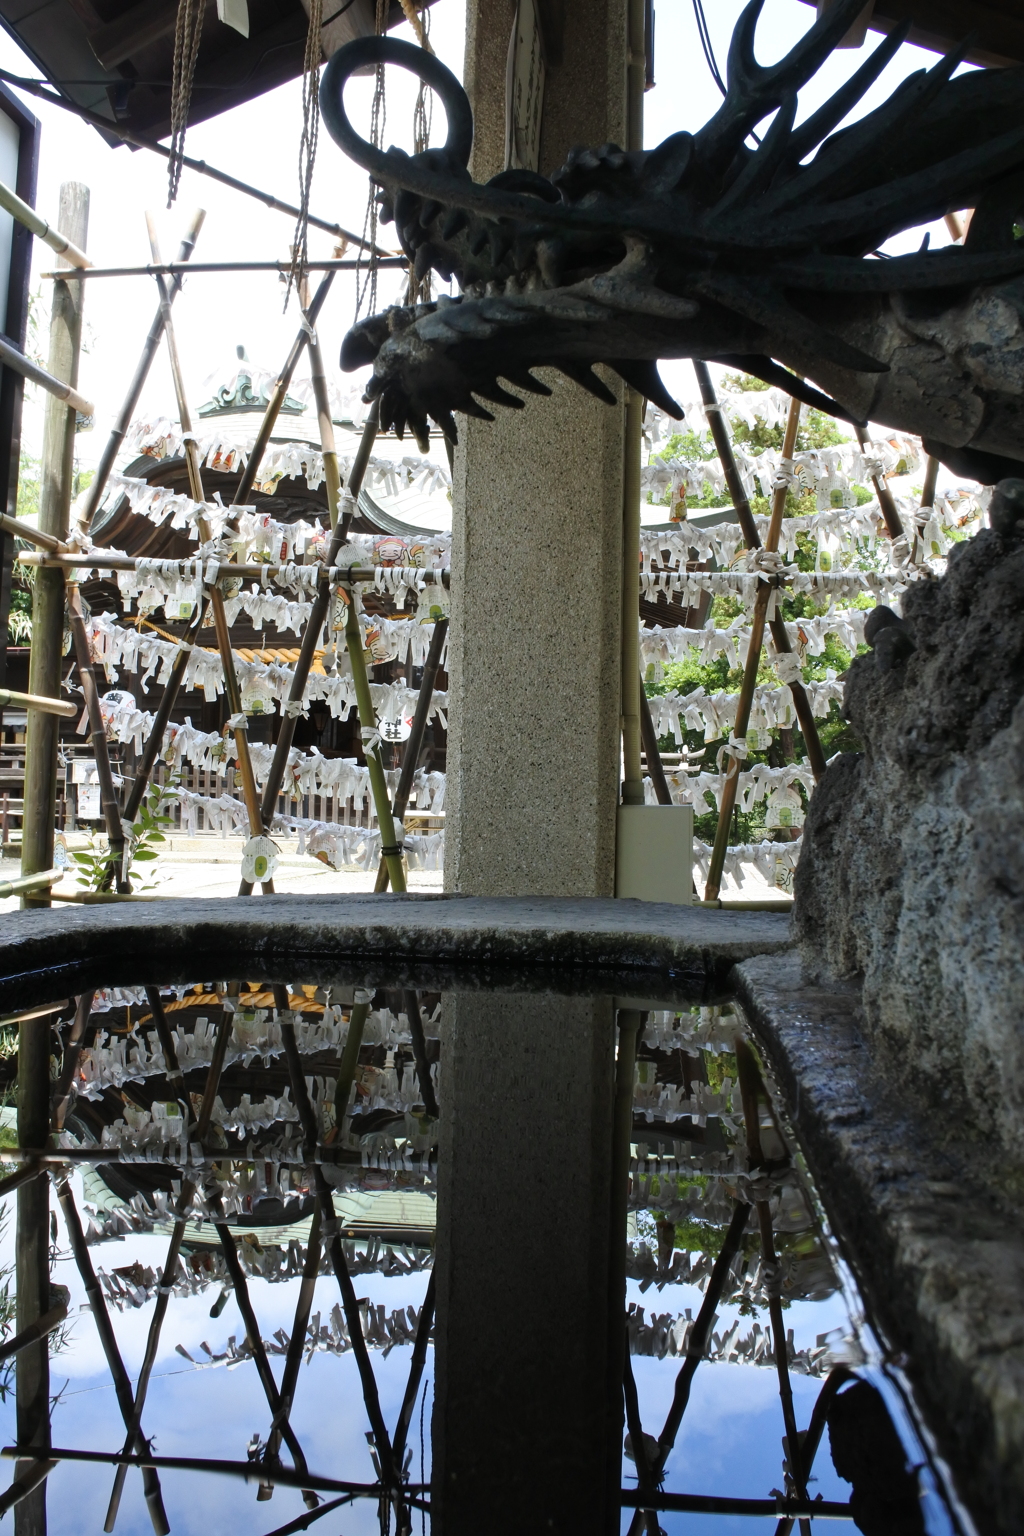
[167,0,205,208]
[285,0,324,312]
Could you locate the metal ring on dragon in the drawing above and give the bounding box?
[319,35,474,181]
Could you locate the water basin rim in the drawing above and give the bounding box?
[0,893,791,1010]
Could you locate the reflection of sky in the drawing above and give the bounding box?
[624,1279,853,1535]
[0,1181,434,1535]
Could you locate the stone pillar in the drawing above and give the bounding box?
[431,992,619,1535]
[443,0,629,897]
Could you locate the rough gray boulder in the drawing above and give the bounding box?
[794,494,1024,1172]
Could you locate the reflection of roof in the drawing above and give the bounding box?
[82,1164,436,1246]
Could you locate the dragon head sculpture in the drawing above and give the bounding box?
[321,0,1024,481]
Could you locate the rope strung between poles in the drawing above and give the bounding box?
[286,0,324,313]
[167,0,205,208]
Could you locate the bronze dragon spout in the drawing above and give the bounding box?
[321,0,1024,481]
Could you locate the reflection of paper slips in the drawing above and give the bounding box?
[241,835,280,883]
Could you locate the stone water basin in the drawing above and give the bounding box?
[0,899,972,1536]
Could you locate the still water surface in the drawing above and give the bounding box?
[0,978,972,1534]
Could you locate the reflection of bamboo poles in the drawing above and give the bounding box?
[704,395,802,902]
[51,990,96,1133]
[2,1446,423,1503]
[623,1342,660,1536]
[268,1204,322,1473]
[774,1365,855,1536]
[403,990,439,1118]
[212,1218,310,1484]
[56,1183,169,1534]
[146,216,273,893]
[16,1009,55,1535]
[103,1013,232,1532]
[278,1015,407,1531]
[374,615,449,892]
[334,1000,370,1121]
[391,1268,435,1469]
[735,1038,809,1524]
[624,1199,751,1536]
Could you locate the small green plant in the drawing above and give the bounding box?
[72,779,177,891]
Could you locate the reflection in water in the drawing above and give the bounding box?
[0,982,968,1534]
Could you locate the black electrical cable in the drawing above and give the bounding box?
[691,0,726,96]
[691,0,761,145]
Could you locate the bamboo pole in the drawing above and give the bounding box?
[146,216,273,894]
[77,209,206,534]
[621,389,644,805]
[853,424,904,542]
[296,270,343,532]
[0,689,75,718]
[16,1010,55,1536]
[103,1014,232,1531]
[704,396,802,901]
[21,182,89,914]
[56,1183,169,1533]
[0,869,59,900]
[112,268,336,888]
[0,335,93,417]
[0,513,68,553]
[18,552,450,584]
[374,615,448,892]
[39,258,405,280]
[638,684,672,806]
[343,593,407,893]
[692,361,826,781]
[241,404,381,895]
[232,271,336,510]
[67,584,129,889]
[0,176,90,267]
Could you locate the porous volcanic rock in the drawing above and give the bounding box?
[794,507,1024,1168]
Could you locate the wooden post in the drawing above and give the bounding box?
[704,395,802,902]
[21,182,88,910]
